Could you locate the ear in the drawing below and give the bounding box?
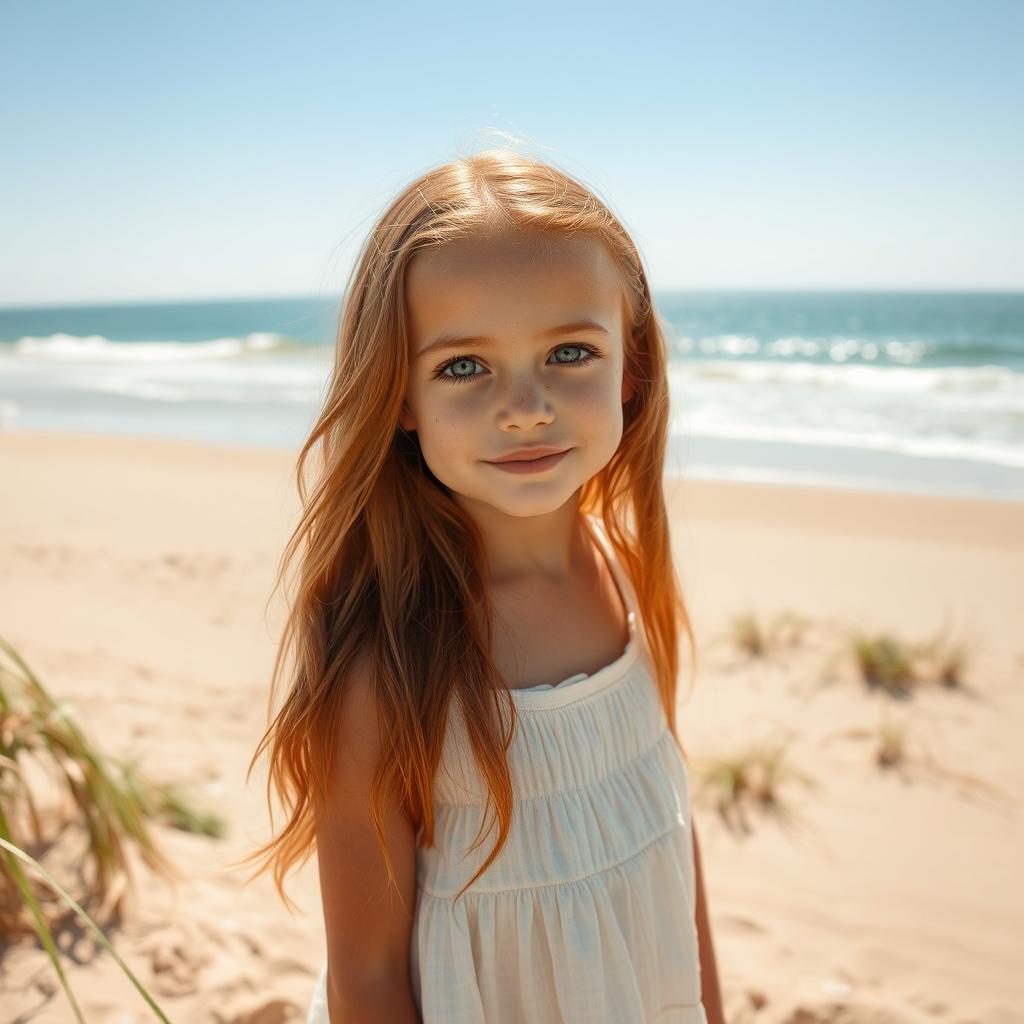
[399,403,416,432]
[621,376,635,405]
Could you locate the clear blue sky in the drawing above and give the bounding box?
[2,1,1021,307]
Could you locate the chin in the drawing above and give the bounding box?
[484,481,585,518]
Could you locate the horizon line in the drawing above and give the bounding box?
[2,284,1023,314]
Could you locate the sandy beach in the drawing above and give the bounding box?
[1,429,1021,1023]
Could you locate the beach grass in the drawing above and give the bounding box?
[0,633,225,1021]
[874,712,908,768]
[692,734,815,831]
[720,609,812,659]
[845,620,978,696]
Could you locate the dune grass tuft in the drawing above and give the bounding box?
[850,631,916,696]
[915,632,973,689]
[845,620,978,697]
[0,633,225,1020]
[730,612,766,657]
[1,835,173,1023]
[726,609,810,659]
[692,734,814,830]
[875,712,908,768]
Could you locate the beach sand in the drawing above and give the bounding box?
[1,430,1021,1023]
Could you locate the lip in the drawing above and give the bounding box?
[485,448,572,475]
[487,446,571,464]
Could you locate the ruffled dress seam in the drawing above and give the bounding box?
[418,819,686,900]
[433,718,677,808]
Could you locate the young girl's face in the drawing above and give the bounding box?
[400,229,634,518]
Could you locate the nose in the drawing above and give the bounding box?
[496,372,554,431]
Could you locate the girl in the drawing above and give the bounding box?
[238,148,723,1022]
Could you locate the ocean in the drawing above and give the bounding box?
[1,291,1022,502]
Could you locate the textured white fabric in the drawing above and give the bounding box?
[519,669,590,692]
[307,514,706,1023]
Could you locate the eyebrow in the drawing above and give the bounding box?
[415,318,610,359]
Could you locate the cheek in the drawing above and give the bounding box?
[579,378,626,462]
[416,386,484,452]
[572,370,624,426]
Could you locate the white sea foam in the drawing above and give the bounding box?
[674,420,1024,468]
[12,332,286,362]
[674,334,936,365]
[3,336,1023,479]
[674,358,1023,395]
[667,360,1024,468]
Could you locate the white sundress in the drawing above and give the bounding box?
[306,514,706,1023]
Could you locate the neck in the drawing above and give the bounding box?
[455,492,588,587]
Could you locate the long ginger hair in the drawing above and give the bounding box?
[233,147,698,912]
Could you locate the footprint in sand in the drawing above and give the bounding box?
[209,994,305,1024]
[137,923,214,997]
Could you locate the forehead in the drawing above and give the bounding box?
[405,231,624,346]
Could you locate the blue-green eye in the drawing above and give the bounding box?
[431,344,600,385]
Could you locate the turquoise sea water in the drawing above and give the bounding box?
[1,291,1022,501]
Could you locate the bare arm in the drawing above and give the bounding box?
[693,820,725,1024]
[314,648,420,1023]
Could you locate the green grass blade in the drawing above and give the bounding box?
[0,835,173,1024]
[0,804,86,1022]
